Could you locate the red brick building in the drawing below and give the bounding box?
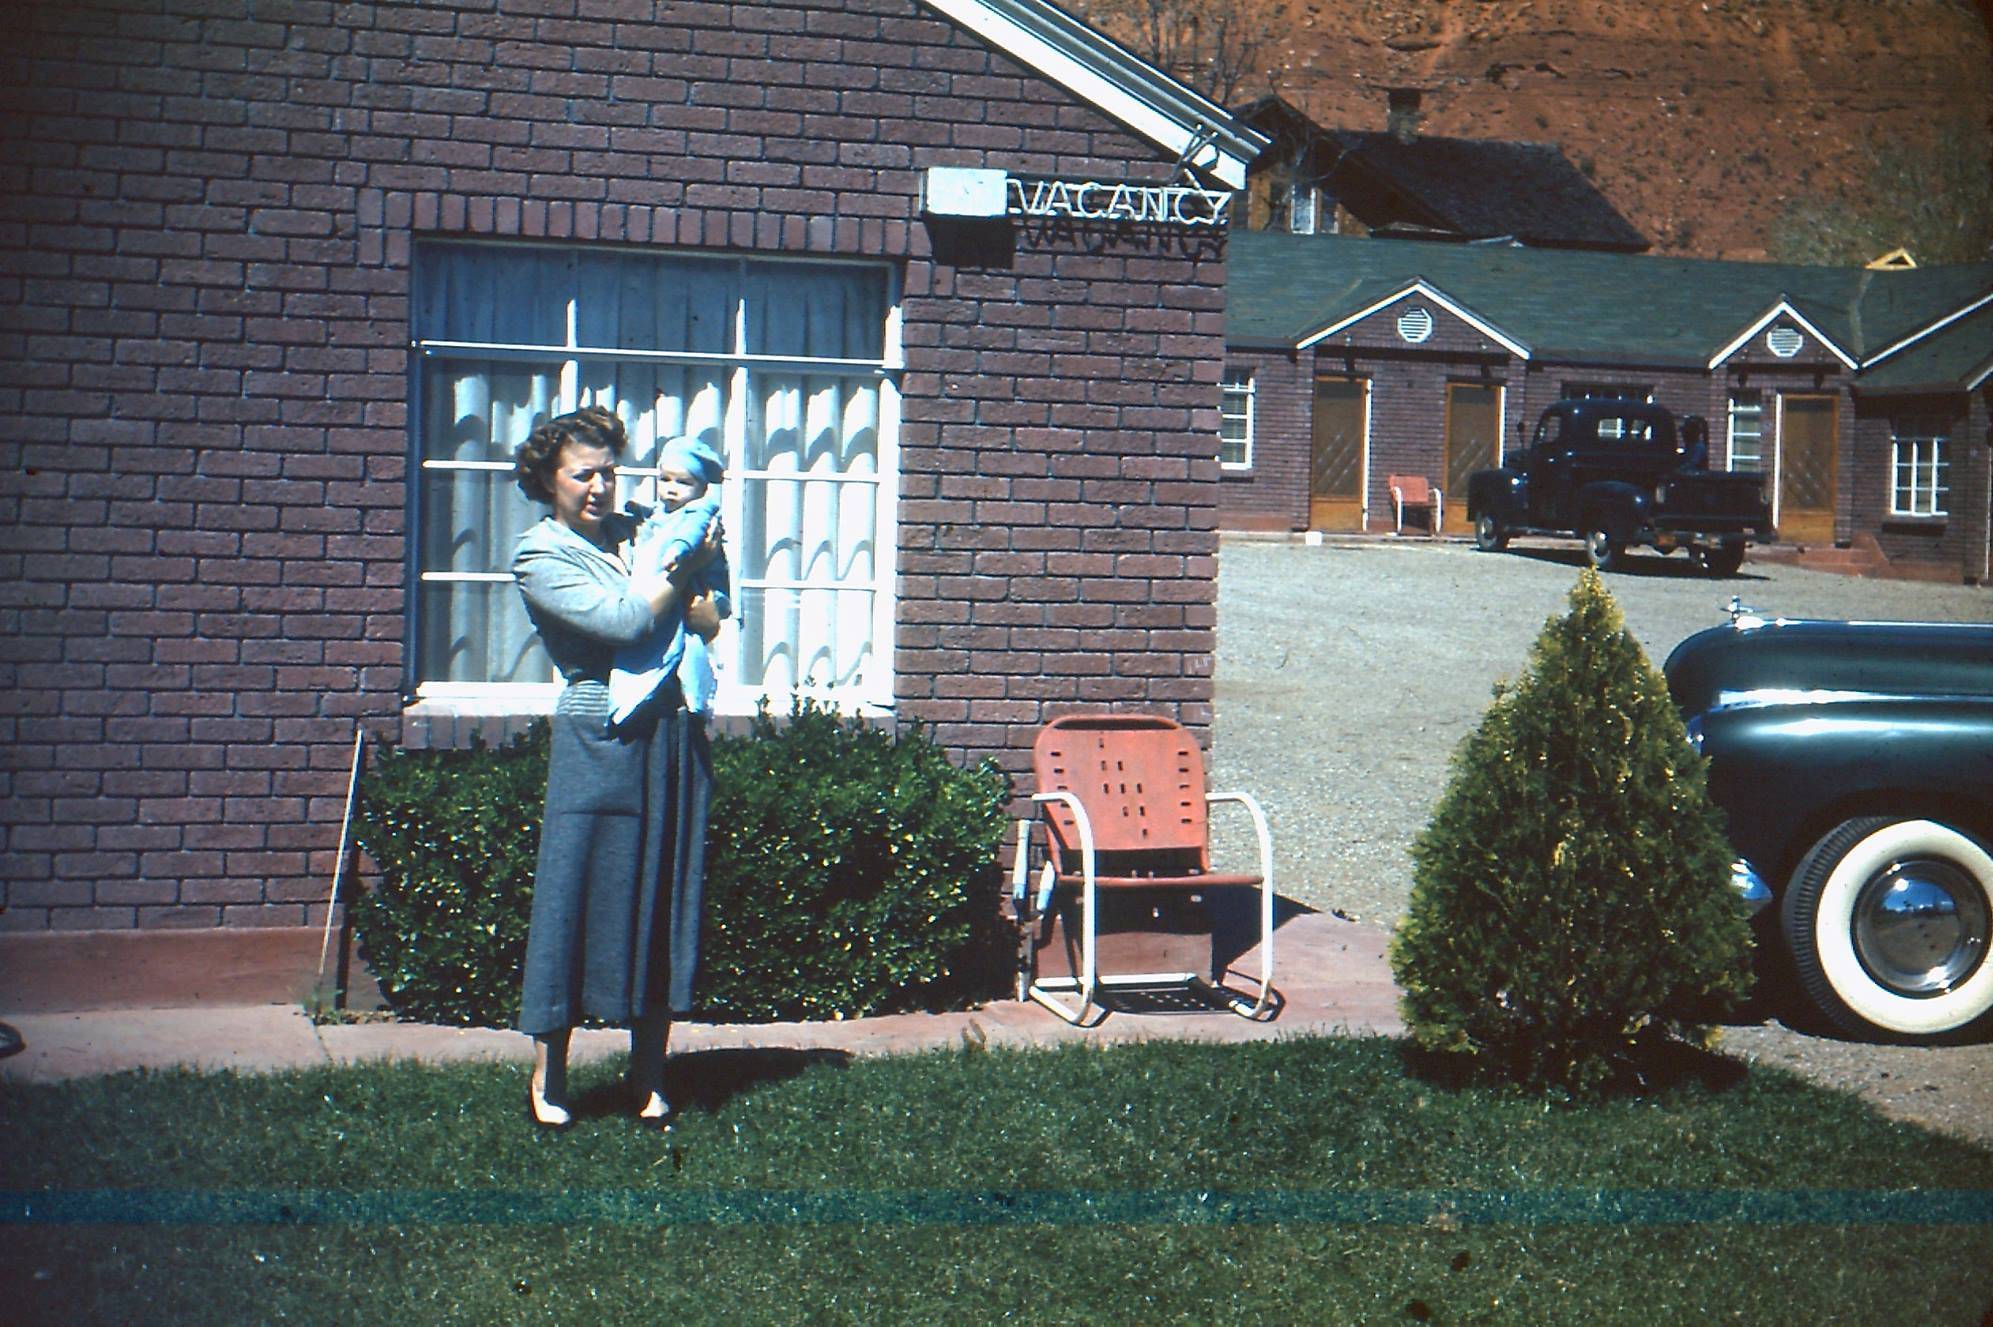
[0,0,1264,977]
[1221,232,1993,583]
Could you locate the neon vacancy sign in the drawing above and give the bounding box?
[1006,177,1233,227]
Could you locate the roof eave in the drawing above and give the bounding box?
[919,0,1268,188]
[1863,288,1993,368]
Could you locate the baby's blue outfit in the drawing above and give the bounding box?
[607,493,732,726]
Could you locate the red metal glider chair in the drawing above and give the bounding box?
[1010,714,1275,1026]
[1387,474,1443,536]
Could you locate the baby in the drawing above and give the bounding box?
[607,434,732,728]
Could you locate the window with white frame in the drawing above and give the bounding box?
[1889,420,1950,517]
[1726,390,1764,472]
[1219,369,1255,469]
[411,242,900,712]
[1288,181,1317,235]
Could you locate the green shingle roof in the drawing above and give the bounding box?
[1227,232,1993,386]
[1857,299,1993,392]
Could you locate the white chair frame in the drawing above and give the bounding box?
[1390,477,1443,535]
[1010,789,1276,1027]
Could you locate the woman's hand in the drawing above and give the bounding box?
[632,519,724,619]
[684,592,722,643]
[677,518,725,576]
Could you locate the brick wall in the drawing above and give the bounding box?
[1852,392,1983,575]
[1224,336,1802,539]
[1216,346,1307,531]
[0,0,1230,932]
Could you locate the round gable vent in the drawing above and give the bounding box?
[1765,326,1804,358]
[1397,306,1434,344]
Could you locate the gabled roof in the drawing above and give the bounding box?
[1227,232,1993,387]
[920,0,1266,188]
[1322,130,1650,252]
[1293,279,1531,359]
[1707,299,1859,371]
[1231,97,1646,251]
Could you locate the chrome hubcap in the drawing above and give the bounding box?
[1852,857,1990,997]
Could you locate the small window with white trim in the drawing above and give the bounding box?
[1288,181,1317,235]
[411,241,901,714]
[1726,390,1764,472]
[1219,369,1255,470]
[1889,420,1950,518]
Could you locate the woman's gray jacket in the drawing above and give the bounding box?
[512,512,654,708]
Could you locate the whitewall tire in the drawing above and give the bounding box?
[1781,817,1993,1041]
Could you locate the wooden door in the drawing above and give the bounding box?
[1777,394,1838,544]
[1310,377,1367,531]
[1443,383,1503,533]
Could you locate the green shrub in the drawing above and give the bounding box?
[350,701,1013,1027]
[350,723,550,1028]
[1388,570,1754,1098]
[700,700,1014,1022]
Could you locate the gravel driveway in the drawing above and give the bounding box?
[1211,535,1992,1145]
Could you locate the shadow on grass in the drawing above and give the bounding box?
[558,1047,853,1121]
[668,1046,853,1115]
[1495,543,1772,582]
[1396,1033,1750,1103]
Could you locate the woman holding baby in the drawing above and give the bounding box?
[508,404,728,1131]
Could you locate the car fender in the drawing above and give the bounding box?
[1574,480,1650,530]
[1691,698,1993,888]
[1467,468,1525,522]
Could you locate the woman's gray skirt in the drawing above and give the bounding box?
[517,682,711,1034]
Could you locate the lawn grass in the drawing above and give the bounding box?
[3,1036,1990,1324]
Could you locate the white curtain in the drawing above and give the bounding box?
[419,361,560,684]
[741,371,879,692]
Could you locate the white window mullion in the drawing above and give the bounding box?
[717,356,753,711]
[1889,424,1951,517]
[1219,368,1254,470]
[867,372,902,710]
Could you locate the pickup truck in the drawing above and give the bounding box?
[1666,610,1993,1042]
[1467,398,1774,575]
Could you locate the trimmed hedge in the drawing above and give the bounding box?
[348,724,550,1028]
[1389,570,1755,1098]
[698,701,1013,1022]
[351,701,1013,1027]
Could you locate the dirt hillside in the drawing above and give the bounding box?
[1253,0,1993,259]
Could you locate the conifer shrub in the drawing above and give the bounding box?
[1388,570,1754,1098]
[351,700,1012,1027]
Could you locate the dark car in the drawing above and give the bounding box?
[1664,610,1993,1041]
[1469,398,1774,575]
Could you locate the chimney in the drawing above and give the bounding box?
[1386,87,1423,143]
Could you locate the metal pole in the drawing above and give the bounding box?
[314,726,368,1001]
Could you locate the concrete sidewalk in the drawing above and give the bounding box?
[0,912,1405,1084]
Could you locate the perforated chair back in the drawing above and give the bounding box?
[1015,713,1277,1024]
[1033,714,1211,878]
[1387,473,1432,506]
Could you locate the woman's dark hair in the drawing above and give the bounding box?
[513,405,627,503]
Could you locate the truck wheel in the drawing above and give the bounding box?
[1582,520,1623,572]
[1697,542,1746,577]
[1781,816,1993,1042]
[1473,513,1508,552]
